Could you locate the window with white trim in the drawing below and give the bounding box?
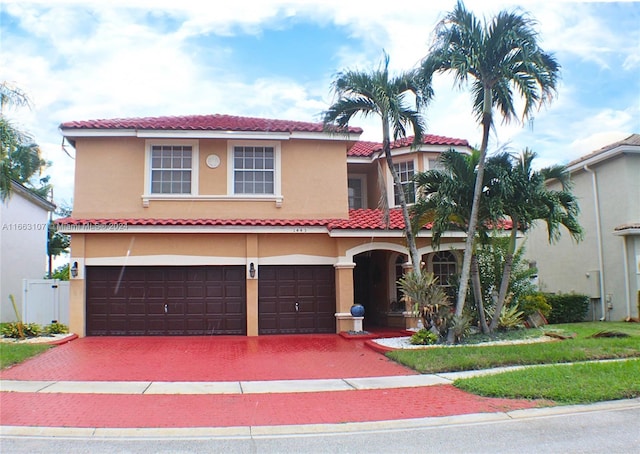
[233,145,275,194]
[393,160,416,205]
[150,145,193,194]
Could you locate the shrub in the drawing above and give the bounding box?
[45,322,69,335]
[410,329,439,345]
[22,323,42,337]
[1,322,25,339]
[1,322,41,338]
[546,293,589,324]
[520,292,552,318]
[497,304,525,330]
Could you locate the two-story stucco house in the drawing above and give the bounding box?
[57,114,471,337]
[526,134,640,322]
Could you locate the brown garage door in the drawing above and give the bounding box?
[86,266,246,336]
[258,265,336,334]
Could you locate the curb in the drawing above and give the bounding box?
[46,333,78,346]
[364,339,396,353]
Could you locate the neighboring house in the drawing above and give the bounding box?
[0,180,56,321]
[57,114,471,337]
[526,134,640,321]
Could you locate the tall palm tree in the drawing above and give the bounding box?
[323,53,431,274]
[490,150,582,330]
[412,149,510,333]
[418,1,560,333]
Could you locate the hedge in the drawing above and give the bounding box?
[545,293,590,324]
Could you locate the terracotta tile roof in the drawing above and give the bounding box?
[60,114,363,135]
[56,209,419,231]
[56,209,514,232]
[328,209,411,230]
[348,135,469,157]
[56,217,331,227]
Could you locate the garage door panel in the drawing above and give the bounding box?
[110,303,127,316]
[297,284,314,298]
[187,285,204,298]
[206,267,224,281]
[147,286,165,299]
[206,285,223,298]
[187,302,204,314]
[225,301,245,314]
[258,265,335,335]
[86,266,246,336]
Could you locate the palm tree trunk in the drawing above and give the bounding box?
[489,217,518,331]
[381,119,421,277]
[448,86,492,343]
[471,254,489,333]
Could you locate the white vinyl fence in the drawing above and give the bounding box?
[22,279,70,325]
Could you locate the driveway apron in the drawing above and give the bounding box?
[0,335,416,381]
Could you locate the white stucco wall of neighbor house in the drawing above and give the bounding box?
[526,140,640,322]
[0,183,55,322]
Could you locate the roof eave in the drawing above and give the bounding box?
[59,128,361,143]
[567,145,640,173]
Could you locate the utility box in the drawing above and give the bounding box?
[587,270,601,298]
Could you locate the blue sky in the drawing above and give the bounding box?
[2,0,639,207]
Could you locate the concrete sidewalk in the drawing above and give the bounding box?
[1,361,605,395]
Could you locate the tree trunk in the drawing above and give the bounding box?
[471,254,489,334]
[448,86,492,343]
[489,218,518,331]
[381,118,422,277]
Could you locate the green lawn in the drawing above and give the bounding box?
[455,358,640,404]
[387,322,640,404]
[0,343,51,369]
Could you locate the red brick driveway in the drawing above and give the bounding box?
[0,335,545,428]
[0,335,415,381]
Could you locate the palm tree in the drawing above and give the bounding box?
[412,149,510,333]
[1,83,49,202]
[490,150,582,331]
[418,1,560,335]
[323,53,431,274]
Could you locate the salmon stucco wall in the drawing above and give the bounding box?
[72,137,350,220]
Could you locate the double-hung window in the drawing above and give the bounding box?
[150,144,193,194]
[393,160,416,205]
[233,145,275,195]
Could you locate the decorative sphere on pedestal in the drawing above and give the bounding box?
[350,303,365,317]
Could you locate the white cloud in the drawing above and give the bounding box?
[2,0,637,208]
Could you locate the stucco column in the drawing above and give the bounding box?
[68,234,86,337]
[401,260,421,329]
[334,262,355,333]
[245,234,259,336]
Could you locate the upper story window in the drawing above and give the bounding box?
[348,175,367,209]
[233,145,275,195]
[144,140,198,200]
[393,160,416,205]
[428,158,443,171]
[150,145,193,194]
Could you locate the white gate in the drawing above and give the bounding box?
[22,279,70,325]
